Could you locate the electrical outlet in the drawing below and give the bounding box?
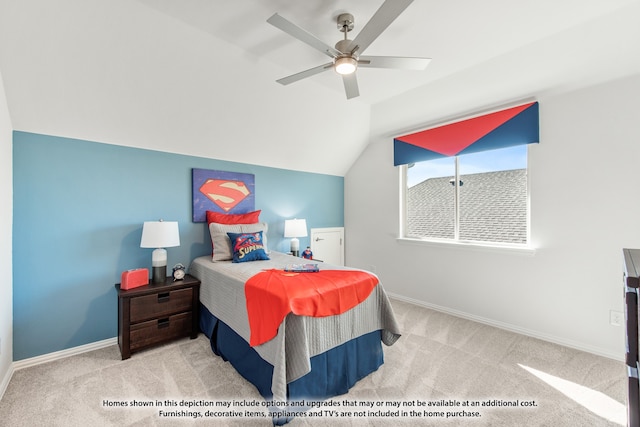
[610,310,624,327]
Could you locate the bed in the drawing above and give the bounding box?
[189,250,401,424]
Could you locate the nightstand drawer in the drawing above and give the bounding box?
[129,312,192,351]
[130,287,193,323]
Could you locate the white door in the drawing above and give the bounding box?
[310,227,344,266]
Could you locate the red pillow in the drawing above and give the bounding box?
[205,210,261,256]
[206,210,261,225]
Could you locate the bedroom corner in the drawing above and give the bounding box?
[0,67,13,399]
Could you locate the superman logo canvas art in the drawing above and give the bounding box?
[192,169,255,222]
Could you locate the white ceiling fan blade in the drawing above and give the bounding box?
[347,0,414,54]
[267,13,341,58]
[342,73,359,99]
[276,62,333,85]
[358,55,431,70]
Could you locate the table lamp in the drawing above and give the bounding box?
[140,220,180,283]
[284,218,307,257]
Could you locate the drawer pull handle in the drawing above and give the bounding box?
[158,318,170,329]
[157,292,170,303]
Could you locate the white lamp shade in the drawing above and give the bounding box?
[140,221,180,249]
[284,219,307,238]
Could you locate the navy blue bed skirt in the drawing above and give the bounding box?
[199,303,384,419]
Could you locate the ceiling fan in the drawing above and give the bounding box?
[267,0,431,100]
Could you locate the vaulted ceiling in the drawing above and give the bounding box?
[1,0,639,176]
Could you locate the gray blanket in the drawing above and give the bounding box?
[189,251,401,402]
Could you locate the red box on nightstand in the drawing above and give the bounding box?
[120,268,149,290]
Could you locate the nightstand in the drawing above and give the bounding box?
[115,274,200,360]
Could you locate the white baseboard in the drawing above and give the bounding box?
[1,337,117,401]
[387,292,622,362]
[0,363,14,401]
[12,337,117,371]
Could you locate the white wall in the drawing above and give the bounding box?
[345,74,640,359]
[0,69,13,392]
[0,0,371,177]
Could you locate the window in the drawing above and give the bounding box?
[404,145,528,245]
[394,101,538,247]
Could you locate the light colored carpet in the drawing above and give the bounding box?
[0,299,627,426]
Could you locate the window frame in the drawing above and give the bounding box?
[398,146,535,255]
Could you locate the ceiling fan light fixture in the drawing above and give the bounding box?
[334,56,357,75]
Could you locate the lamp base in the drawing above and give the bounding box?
[151,266,166,284]
[290,237,300,257]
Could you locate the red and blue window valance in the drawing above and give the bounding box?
[393,101,539,166]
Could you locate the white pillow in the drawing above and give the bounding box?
[209,222,268,261]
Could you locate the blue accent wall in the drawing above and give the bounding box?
[12,131,344,360]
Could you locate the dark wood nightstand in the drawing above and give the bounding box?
[115,274,200,360]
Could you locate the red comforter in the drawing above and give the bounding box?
[245,269,378,346]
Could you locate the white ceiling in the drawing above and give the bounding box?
[1,0,639,176]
